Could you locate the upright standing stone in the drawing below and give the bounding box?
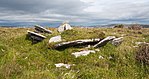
[58,22,72,33]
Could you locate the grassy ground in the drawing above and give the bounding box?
[0,27,149,79]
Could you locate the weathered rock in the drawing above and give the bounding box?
[27,30,46,42]
[55,63,75,69]
[109,56,113,59]
[34,25,52,34]
[111,37,123,46]
[99,55,104,59]
[53,38,101,49]
[58,22,72,33]
[134,42,149,48]
[72,50,95,58]
[49,35,62,43]
[135,42,149,45]
[95,49,100,52]
[93,36,116,48]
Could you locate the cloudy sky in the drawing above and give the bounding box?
[0,0,149,26]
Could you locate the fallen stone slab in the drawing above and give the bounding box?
[27,30,46,42]
[55,63,75,69]
[111,37,123,46]
[135,42,149,45]
[53,38,101,49]
[72,50,96,58]
[49,35,62,43]
[93,36,116,48]
[34,25,52,34]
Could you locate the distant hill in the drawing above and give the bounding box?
[87,24,149,28]
[1,24,149,28]
[141,24,149,28]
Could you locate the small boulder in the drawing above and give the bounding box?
[55,63,75,69]
[135,42,149,45]
[49,35,62,43]
[99,55,104,59]
[111,37,123,46]
[95,49,100,52]
[72,50,95,58]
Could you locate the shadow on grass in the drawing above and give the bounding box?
[25,34,43,44]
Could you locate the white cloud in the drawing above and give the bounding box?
[83,0,149,20]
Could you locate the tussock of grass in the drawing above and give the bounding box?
[61,29,105,41]
[0,27,149,79]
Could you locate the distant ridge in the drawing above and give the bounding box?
[0,26,32,28]
[86,24,149,28]
[0,24,149,28]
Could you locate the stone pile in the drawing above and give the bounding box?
[26,22,125,69]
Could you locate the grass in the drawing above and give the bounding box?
[0,27,149,79]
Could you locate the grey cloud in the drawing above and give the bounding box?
[0,0,86,14]
[0,0,89,25]
[0,0,149,26]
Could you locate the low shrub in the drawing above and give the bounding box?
[136,44,149,65]
[128,24,142,30]
[114,24,124,28]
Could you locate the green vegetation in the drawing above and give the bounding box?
[0,27,149,79]
[114,24,124,28]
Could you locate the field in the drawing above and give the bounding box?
[0,27,149,79]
